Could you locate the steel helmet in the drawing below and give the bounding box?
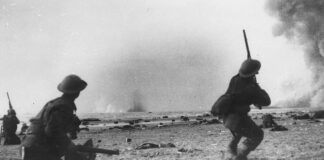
[239,59,261,78]
[57,74,87,94]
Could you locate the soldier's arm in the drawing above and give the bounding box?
[14,116,20,124]
[251,84,271,106]
[45,107,73,151]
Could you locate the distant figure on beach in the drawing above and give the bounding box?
[22,75,87,160]
[260,114,278,128]
[19,123,29,135]
[2,109,21,145]
[222,58,271,160]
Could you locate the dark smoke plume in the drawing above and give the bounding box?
[266,0,324,107]
[127,90,146,112]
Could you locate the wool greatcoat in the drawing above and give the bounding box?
[22,96,76,160]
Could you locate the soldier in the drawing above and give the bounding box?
[260,114,278,128]
[2,109,21,145]
[223,58,271,160]
[21,75,87,160]
[19,123,29,135]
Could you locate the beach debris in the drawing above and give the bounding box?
[203,113,210,117]
[126,138,132,143]
[308,119,320,123]
[80,127,90,131]
[171,119,175,122]
[136,143,159,149]
[113,121,119,124]
[111,125,135,130]
[158,123,165,128]
[134,119,142,123]
[136,143,176,150]
[206,119,221,124]
[144,119,151,122]
[178,148,203,153]
[312,110,324,119]
[82,121,90,125]
[180,116,189,121]
[196,117,203,121]
[162,116,168,119]
[128,121,135,125]
[291,113,311,120]
[159,143,176,148]
[81,118,101,122]
[270,125,288,131]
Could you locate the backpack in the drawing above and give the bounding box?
[210,93,233,116]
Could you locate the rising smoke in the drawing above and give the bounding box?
[127,90,146,112]
[266,0,324,108]
[90,36,223,112]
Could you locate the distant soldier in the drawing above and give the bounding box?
[260,114,278,128]
[223,58,271,160]
[19,123,29,135]
[2,109,21,145]
[22,75,87,160]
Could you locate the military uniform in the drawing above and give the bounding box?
[2,110,21,145]
[21,75,87,160]
[223,58,271,160]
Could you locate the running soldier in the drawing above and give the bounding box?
[224,58,271,160]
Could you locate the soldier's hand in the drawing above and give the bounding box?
[67,142,78,152]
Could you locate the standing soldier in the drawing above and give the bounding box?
[21,75,87,160]
[2,109,21,145]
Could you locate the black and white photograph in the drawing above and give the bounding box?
[0,0,324,159]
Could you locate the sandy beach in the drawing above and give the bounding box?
[1,109,324,160]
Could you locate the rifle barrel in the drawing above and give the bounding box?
[6,92,13,110]
[77,146,119,155]
[243,29,251,59]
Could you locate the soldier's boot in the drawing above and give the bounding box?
[235,146,250,160]
[236,129,264,160]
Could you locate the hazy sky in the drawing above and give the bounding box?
[0,0,310,115]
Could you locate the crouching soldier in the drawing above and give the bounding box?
[2,109,21,145]
[224,58,271,160]
[21,75,87,160]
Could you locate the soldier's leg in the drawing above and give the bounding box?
[236,116,264,160]
[228,131,242,157]
[22,147,62,160]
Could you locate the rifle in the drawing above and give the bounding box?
[6,92,13,110]
[243,29,262,109]
[76,145,120,155]
[243,29,251,59]
[243,29,258,82]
